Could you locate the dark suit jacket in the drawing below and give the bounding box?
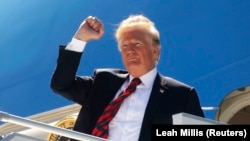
[50,47,205,141]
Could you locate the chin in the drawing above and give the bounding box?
[126,65,141,73]
[126,62,140,67]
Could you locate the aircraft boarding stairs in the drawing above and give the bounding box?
[0,111,225,141]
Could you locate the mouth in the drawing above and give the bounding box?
[127,56,138,61]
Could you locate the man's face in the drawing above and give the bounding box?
[118,25,159,77]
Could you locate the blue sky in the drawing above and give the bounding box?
[0,0,250,124]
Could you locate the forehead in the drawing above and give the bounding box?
[118,25,152,41]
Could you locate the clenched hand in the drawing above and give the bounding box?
[73,16,104,42]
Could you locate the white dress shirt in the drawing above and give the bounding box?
[108,69,157,141]
[66,38,157,141]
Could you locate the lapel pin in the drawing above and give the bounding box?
[159,89,164,93]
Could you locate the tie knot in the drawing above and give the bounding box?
[131,78,141,85]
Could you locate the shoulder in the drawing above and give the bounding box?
[91,68,128,84]
[159,74,194,90]
[94,68,127,74]
[93,68,128,78]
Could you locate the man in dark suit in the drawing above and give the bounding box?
[50,15,205,141]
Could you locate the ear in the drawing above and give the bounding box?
[153,45,160,62]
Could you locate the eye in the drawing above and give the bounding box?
[133,42,143,48]
[135,42,142,46]
[120,44,128,50]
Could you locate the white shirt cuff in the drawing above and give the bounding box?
[65,38,87,52]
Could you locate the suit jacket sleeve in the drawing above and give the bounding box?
[50,46,94,104]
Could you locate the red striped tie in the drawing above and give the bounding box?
[91,78,141,139]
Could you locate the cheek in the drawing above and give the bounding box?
[152,48,159,60]
[146,50,155,59]
[121,52,127,62]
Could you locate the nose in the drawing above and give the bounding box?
[127,45,136,51]
[121,44,137,52]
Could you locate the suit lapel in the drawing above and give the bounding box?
[103,73,129,105]
[139,74,169,138]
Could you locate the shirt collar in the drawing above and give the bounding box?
[129,67,157,88]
